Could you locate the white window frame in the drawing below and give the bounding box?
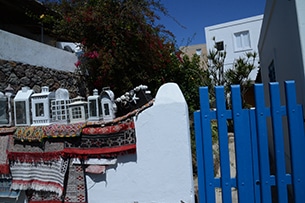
[195,48,202,56]
[233,30,251,52]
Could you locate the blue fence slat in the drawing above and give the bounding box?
[194,111,206,203]
[198,87,216,203]
[215,86,232,203]
[269,82,288,203]
[254,83,272,203]
[249,109,261,203]
[230,85,255,203]
[195,81,305,203]
[284,81,305,202]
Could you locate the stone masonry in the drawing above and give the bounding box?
[0,59,88,98]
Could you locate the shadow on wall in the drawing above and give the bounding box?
[86,154,137,183]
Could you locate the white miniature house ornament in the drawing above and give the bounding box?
[0,91,10,127]
[68,96,88,124]
[31,86,55,126]
[51,88,70,124]
[0,91,7,123]
[14,86,34,126]
[88,89,102,121]
[0,85,15,127]
[4,84,15,126]
[101,87,116,121]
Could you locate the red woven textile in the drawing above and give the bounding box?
[0,135,10,175]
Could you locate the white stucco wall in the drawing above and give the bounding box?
[295,0,305,84]
[0,29,78,72]
[86,83,195,203]
[205,15,263,81]
[258,0,305,187]
[258,0,305,109]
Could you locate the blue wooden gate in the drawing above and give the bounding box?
[194,81,305,203]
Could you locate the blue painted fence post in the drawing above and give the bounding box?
[284,81,305,203]
[195,81,305,203]
[254,83,272,203]
[231,85,255,203]
[195,86,216,203]
[269,82,288,203]
[215,86,232,203]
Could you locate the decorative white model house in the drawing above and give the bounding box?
[0,85,15,127]
[68,96,88,124]
[87,89,102,121]
[31,86,55,126]
[4,84,15,126]
[51,88,70,124]
[0,92,8,126]
[14,86,34,126]
[101,87,116,121]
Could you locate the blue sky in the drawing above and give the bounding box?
[157,0,266,46]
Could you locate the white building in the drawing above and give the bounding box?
[205,15,264,81]
[258,0,305,113]
[258,1,305,200]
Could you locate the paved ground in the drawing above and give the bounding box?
[194,133,238,203]
[215,133,238,203]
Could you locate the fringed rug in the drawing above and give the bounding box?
[73,158,117,174]
[63,164,86,203]
[27,161,87,203]
[0,135,10,175]
[63,119,136,159]
[27,190,62,203]
[7,137,64,163]
[13,126,45,142]
[0,127,16,135]
[42,122,86,139]
[10,157,69,196]
[82,119,134,135]
[8,136,67,196]
[85,165,106,174]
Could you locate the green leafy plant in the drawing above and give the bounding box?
[42,0,176,95]
[203,38,258,108]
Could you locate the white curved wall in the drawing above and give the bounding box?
[87,83,195,203]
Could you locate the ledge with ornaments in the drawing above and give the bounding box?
[0,84,154,202]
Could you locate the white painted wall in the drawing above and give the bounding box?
[87,83,195,203]
[258,0,305,190]
[0,29,78,72]
[295,0,305,75]
[258,0,305,110]
[205,15,263,81]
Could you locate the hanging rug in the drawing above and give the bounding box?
[13,126,46,142]
[27,162,87,203]
[82,119,134,135]
[0,127,16,135]
[27,190,62,203]
[7,136,64,163]
[63,119,136,159]
[0,135,10,175]
[42,122,86,139]
[10,157,69,196]
[63,164,86,203]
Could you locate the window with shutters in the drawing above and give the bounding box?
[234,31,251,51]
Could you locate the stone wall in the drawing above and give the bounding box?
[0,59,88,98]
